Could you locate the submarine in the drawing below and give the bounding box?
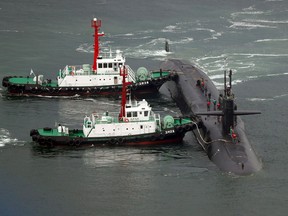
[161,59,262,175]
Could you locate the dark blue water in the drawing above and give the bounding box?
[1,0,288,215]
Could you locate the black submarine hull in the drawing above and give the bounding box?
[161,59,262,175]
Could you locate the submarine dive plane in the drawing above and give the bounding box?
[161,59,262,175]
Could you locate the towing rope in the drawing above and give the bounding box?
[190,120,230,152]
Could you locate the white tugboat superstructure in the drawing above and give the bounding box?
[57,50,136,87]
[3,18,177,97]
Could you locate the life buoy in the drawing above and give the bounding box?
[125,118,129,123]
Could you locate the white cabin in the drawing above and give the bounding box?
[57,50,136,87]
[82,98,161,138]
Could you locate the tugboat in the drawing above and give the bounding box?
[2,18,176,97]
[30,66,196,147]
[162,59,262,175]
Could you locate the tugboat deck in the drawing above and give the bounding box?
[38,117,192,137]
[9,77,58,87]
[7,70,170,87]
[38,128,84,137]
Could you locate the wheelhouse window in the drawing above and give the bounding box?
[144,111,149,116]
[98,63,103,68]
[132,112,137,117]
[127,112,132,117]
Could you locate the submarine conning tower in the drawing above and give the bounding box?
[222,69,235,135]
[196,69,261,137]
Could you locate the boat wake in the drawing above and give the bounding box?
[0,128,24,147]
[32,94,81,99]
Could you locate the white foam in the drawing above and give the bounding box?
[229,21,276,29]
[126,48,169,59]
[53,31,80,35]
[113,33,134,37]
[76,43,113,53]
[0,29,19,33]
[255,38,288,42]
[247,98,273,102]
[274,94,288,99]
[231,10,267,18]
[197,54,228,61]
[76,43,93,53]
[246,94,288,102]
[161,25,180,33]
[0,128,21,147]
[123,33,134,36]
[231,53,288,58]
[146,38,167,46]
[194,28,216,33]
[170,37,193,44]
[244,18,288,24]
[209,74,225,80]
[248,72,288,80]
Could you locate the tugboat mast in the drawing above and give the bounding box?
[91,18,105,73]
[119,66,132,121]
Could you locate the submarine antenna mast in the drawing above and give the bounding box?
[91,18,105,73]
